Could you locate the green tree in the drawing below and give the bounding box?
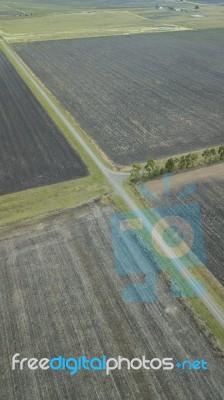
[185,153,198,167]
[185,154,193,168]
[145,159,156,176]
[202,148,216,163]
[152,165,160,177]
[191,153,198,166]
[218,145,224,160]
[174,157,179,166]
[209,148,216,161]
[202,149,210,162]
[130,164,142,183]
[178,155,186,169]
[144,159,160,178]
[165,158,175,172]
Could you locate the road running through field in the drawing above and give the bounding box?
[2,40,224,329]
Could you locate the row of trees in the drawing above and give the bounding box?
[130,146,224,183]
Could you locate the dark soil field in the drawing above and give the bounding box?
[178,173,224,286]
[196,177,224,285]
[0,201,224,399]
[14,30,224,165]
[0,51,88,196]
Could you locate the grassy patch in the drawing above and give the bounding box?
[0,8,191,42]
[0,177,108,228]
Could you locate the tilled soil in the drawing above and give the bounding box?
[14,30,224,165]
[0,51,88,196]
[145,164,224,285]
[0,201,223,399]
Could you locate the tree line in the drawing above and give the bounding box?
[130,146,224,183]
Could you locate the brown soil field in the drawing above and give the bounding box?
[0,51,88,196]
[0,201,224,399]
[144,163,224,285]
[14,29,224,165]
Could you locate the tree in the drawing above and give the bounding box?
[218,145,224,160]
[178,155,186,169]
[145,159,156,176]
[191,153,198,166]
[202,148,216,163]
[165,158,175,172]
[202,149,210,162]
[185,154,193,168]
[174,157,179,166]
[130,164,142,183]
[152,165,160,177]
[144,159,160,178]
[195,5,199,9]
[185,153,198,168]
[209,148,216,161]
